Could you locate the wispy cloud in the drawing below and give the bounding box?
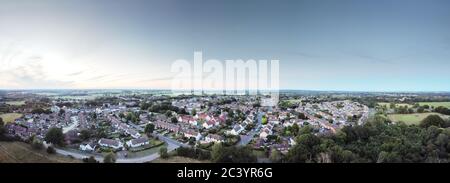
[0,59,74,89]
[67,71,84,76]
[85,74,110,81]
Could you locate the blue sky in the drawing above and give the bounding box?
[0,0,449,91]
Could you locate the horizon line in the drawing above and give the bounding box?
[1,88,450,93]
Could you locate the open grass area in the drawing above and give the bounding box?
[286,99,302,104]
[127,143,168,158]
[418,102,450,108]
[0,113,23,123]
[5,101,26,106]
[0,142,81,163]
[378,103,413,109]
[388,112,450,125]
[151,156,210,163]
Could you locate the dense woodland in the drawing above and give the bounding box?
[172,114,450,163]
[285,114,450,163]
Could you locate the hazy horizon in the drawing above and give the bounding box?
[1,0,450,91]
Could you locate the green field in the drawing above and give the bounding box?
[418,102,450,108]
[0,113,23,123]
[388,112,449,125]
[5,101,26,106]
[378,102,413,109]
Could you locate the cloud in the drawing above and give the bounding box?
[85,74,110,81]
[0,43,74,89]
[67,71,84,76]
[0,59,74,89]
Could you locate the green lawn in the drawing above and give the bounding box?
[378,103,413,109]
[388,112,449,125]
[418,102,450,108]
[127,143,168,158]
[5,101,25,106]
[0,113,23,123]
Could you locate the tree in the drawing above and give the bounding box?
[171,117,178,123]
[270,149,282,163]
[390,103,396,109]
[0,117,5,139]
[119,113,125,119]
[59,109,65,116]
[192,109,197,116]
[165,111,172,117]
[144,123,155,134]
[159,147,169,159]
[299,125,314,136]
[31,138,44,150]
[417,107,425,113]
[291,123,300,136]
[298,113,308,120]
[83,156,99,163]
[79,129,91,141]
[44,128,65,146]
[211,143,225,162]
[262,116,268,125]
[211,143,256,163]
[103,153,116,163]
[126,113,138,123]
[420,115,445,128]
[188,137,196,145]
[46,146,56,154]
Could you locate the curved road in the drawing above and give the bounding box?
[47,132,188,163]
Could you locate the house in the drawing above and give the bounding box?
[228,124,244,135]
[64,130,80,144]
[178,115,197,126]
[289,138,296,146]
[196,113,211,121]
[51,106,60,113]
[79,142,97,151]
[204,134,224,143]
[98,138,123,150]
[273,143,289,152]
[202,119,217,129]
[126,137,149,148]
[126,129,141,139]
[267,115,279,124]
[154,120,180,133]
[182,129,202,141]
[259,128,272,139]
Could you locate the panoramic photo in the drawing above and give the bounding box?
[1,0,450,167]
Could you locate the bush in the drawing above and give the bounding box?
[420,115,445,128]
[103,153,116,163]
[83,156,99,163]
[159,147,169,159]
[31,139,44,150]
[44,128,65,146]
[46,146,56,154]
[176,147,211,160]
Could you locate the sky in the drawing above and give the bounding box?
[0,0,450,91]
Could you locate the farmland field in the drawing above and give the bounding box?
[388,112,450,125]
[418,102,450,108]
[5,101,25,106]
[378,103,413,109]
[151,156,210,163]
[0,113,23,123]
[0,142,80,163]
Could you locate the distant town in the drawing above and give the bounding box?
[1,90,450,163]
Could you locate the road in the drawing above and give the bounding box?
[49,136,181,163]
[50,122,190,163]
[238,111,263,146]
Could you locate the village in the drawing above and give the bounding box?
[1,92,370,162]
